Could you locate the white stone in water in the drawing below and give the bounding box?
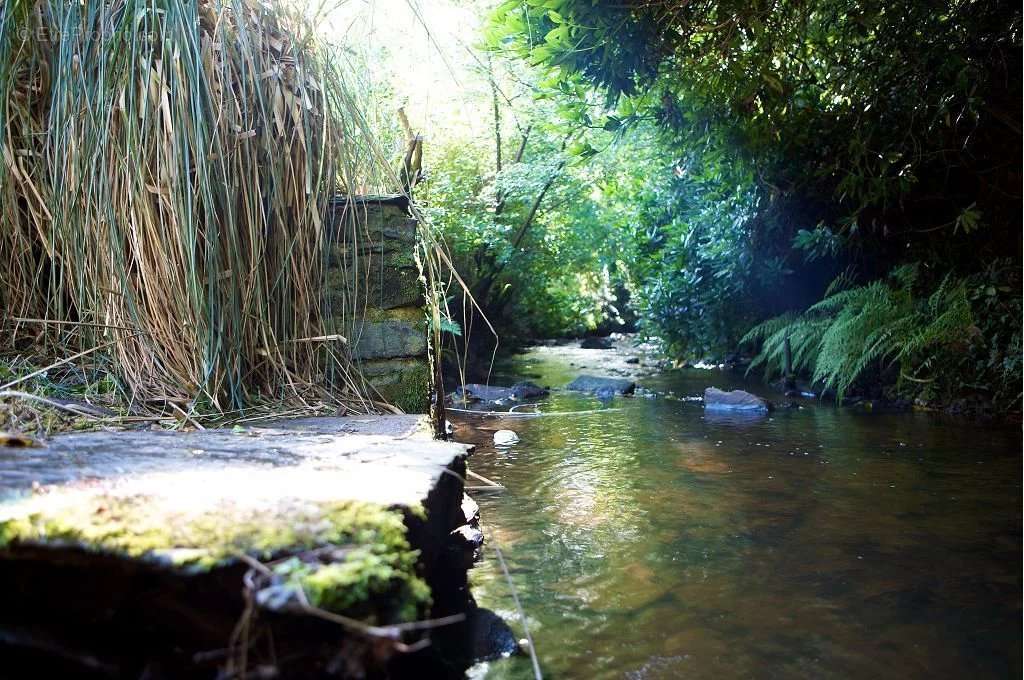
[493,430,519,446]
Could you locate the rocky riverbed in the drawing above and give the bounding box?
[447,339,1021,679]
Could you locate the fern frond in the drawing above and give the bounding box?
[888,262,920,288]
[824,267,858,297]
[740,312,798,345]
[746,264,971,403]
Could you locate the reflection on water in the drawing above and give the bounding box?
[454,348,1022,680]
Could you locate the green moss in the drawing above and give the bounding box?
[273,547,431,622]
[386,361,431,414]
[357,358,431,414]
[0,494,431,621]
[361,306,425,324]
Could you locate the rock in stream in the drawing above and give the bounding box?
[703,387,771,414]
[566,375,637,395]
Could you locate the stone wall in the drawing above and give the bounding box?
[328,195,430,413]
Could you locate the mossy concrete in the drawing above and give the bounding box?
[327,196,423,311]
[0,418,474,676]
[351,307,428,361]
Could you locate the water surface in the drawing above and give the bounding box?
[453,345,1022,680]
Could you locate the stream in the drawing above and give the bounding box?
[451,341,1021,680]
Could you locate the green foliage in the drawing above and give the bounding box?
[419,57,634,344]
[484,0,1021,415]
[614,158,762,356]
[956,259,1023,408]
[793,226,843,262]
[489,0,1022,245]
[741,264,1022,408]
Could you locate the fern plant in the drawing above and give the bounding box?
[742,264,974,402]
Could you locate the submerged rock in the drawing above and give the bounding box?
[493,430,520,446]
[452,382,549,404]
[580,336,614,350]
[510,381,549,400]
[566,375,636,395]
[703,387,771,414]
[452,384,508,403]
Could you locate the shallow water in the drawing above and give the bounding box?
[453,345,1022,680]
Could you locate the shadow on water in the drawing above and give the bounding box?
[453,346,1022,680]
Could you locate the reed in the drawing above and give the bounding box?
[0,0,422,417]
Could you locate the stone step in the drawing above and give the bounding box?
[0,417,474,678]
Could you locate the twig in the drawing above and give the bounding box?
[282,334,347,344]
[298,604,464,641]
[467,469,504,489]
[493,544,542,680]
[169,402,206,430]
[8,317,144,333]
[235,553,465,649]
[236,553,275,576]
[446,407,622,417]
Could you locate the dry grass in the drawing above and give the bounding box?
[0,0,441,422]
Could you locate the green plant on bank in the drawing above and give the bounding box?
[955,260,1023,409]
[600,135,765,358]
[743,264,1022,410]
[466,0,1022,412]
[0,355,123,434]
[488,0,1021,248]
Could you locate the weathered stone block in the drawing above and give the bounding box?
[326,196,430,414]
[351,307,427,361]
[328,196,424,310]
[359,357,431,414]
[0,422,472,677]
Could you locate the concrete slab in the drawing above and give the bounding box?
[0,416,463,504]
[0,416,475,677]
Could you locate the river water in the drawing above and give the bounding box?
[451,343,1022,680]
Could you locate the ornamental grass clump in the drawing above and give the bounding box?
[0,0,404,415]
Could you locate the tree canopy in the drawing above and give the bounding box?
[488,0,1021,260]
